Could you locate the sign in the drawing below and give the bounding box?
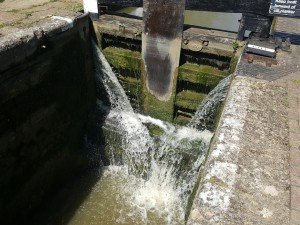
[269,0,300,16]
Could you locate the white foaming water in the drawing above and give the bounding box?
[93,40,133,112]
[189,75,232,130]
[79,41,215,224]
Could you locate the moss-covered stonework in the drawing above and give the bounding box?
[141,87,176,122]
[175,90,207,111]
[146,124,165,137]
[103,47,141,72]
[118,75,140,97]
[100,48,234,124]
[173,61,231,125]
[141,64,178,122]
[178,63,228,89]
[102,47,142,110]
[96,31,239,128]
[173,114,192,125]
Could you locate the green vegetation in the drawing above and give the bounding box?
[232,41,239,50]
[0,23,4,29]
[208,176,229,188]
[281,98,289,108]
[141,64,178,122]
[179,63,228,90]
[229,55,239,74]
[292,79,300,85]
[146,124,164,137]
[103,47,142,111]
[49,0,58,2]
[7,9,19,13]
[175,91,207,111]
[142,88,175,122]
[10,20,22,26]
[118,77,140,97]
[103,47,141,72]
[72,3,84,12]
[173,115,191,126]
[24,11,33,18]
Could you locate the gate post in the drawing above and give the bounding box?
[83,0,99,20]
[142,0,186,121]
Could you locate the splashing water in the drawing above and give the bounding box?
[69,41,225,225]
[189,75,232,130]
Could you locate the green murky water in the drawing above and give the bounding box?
[117,7,241,32]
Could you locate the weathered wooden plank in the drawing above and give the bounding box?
[142,0,185,101]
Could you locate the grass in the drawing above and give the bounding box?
[281,99,290,108]
[208,176,229,188]
[0,23,4,29]
[232,41,239,50]
[292,79,300,85]
[24,12,33,18]
[71,3,83,12]
[6,9,20,13]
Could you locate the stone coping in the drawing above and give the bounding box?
[188,74,290,224]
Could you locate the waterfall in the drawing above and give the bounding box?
[78,41,224,225]
[189,75,232,130]
[93,40,133,112]
[92,40,154,176]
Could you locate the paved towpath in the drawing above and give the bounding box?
[284,72,300,224]
[276,16,300,225]
[0,0,82,37]
[188,16,300,225]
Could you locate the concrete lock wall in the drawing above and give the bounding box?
[0,14,96,224]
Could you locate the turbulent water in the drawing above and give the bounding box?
[67,41,229,225]
[189,75,232,130]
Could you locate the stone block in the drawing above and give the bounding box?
[291,149,300,168]
[289,120,300,134]
[291,165,300,177]
[291,174,300,187]
[291,209,300,225]
[291,185,300,211]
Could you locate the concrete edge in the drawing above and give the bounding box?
[187,75,254,224]
[0,13,89,73]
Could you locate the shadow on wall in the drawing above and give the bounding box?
[0,16,107,225]
[31,32,117,225]
[274,32,300,45]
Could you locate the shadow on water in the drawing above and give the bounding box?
[31,107,111,225]
[30,171,102,225]
[31,112,112,225]
[29,32,113,225]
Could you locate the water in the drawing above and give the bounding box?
[189,75,232,130]
[117,7,241,32]
[67,41,228,225]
